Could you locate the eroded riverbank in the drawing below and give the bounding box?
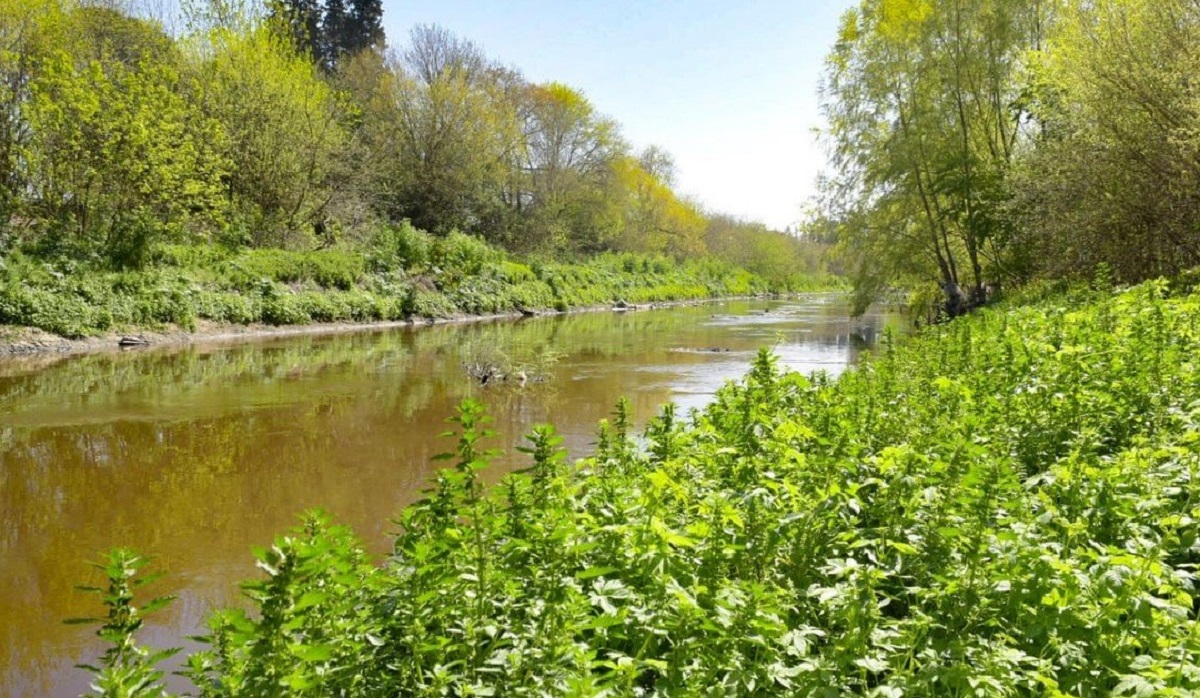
[0,295,777,359]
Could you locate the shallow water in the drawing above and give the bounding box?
[0,296,901,696]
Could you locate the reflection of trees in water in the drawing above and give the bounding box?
[0,334,414,424]
[0,297,900,696]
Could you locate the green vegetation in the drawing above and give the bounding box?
[0,224,808,338]
[819,0,1200,318]
[0,0,826,341]
[79,278,1200,695]
[23,0,1200,693]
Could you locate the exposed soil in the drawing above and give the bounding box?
[0,296,761,360]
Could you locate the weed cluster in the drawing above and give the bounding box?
[0,229,820,338]
[79,279,1200,696]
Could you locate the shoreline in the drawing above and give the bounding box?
[0,293,796,362]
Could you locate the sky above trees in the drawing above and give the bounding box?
[379,0,855,231]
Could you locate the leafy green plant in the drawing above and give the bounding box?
[79,277,1200,696]
[68,549,179,697]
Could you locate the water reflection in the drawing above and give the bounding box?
[0,296,901,696]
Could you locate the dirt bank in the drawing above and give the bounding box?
[0,296,766,361]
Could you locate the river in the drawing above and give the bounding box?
[0,295,901,697]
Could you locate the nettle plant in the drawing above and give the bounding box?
[79,278,1200,696]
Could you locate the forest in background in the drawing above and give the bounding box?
[821,0,1200,318]
[0,0,822,276]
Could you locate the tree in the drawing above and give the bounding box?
[188,21,347,247]
[269,0,383,70]
[822,0,1047,316]
[1010,0,1200,282]
[0,2,227,265]
[611,156,706,258]
[73,2,176,67]
[23,51,228,265]
[362,25,522,239]
[268,0,321,60]
[637,145,676,187]
[0,0,69,247]
[317,0,346,66]
[344,0,382,56]
[402,23,486,85]
[519,82,625,251]
[707,214,828,287]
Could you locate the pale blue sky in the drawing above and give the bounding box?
[380,1,855,230]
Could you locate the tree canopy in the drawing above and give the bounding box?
[0,0,798,273]
[821,0,1200,315]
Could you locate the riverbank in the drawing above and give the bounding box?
[0,294,776,359]
[0,232,837,357]
[79,276,1200,695]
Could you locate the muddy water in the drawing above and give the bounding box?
[0,296,901,696]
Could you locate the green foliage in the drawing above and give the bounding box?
[68,549,179,697]
[707,214,836,290]
[0,3,828,338]
[0,236,801,336]
[185,21,345,248]
[821,0,1045,312]
[429,230,503,278]
[821,0,1200,300]
[1,1,834,290]
[184,512,381,695]
[0,256,197,336]
[22,42,227,267]
[218,248,364,291]
[81,276,1200,696]
[367,221,433,271]
[518,81,625,253]
[1010,0,1200,283]
[270,0,384,71]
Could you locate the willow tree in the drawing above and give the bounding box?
[822,0,1048,316]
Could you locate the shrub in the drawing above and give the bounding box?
[410,290,456,319]
[194,291,260,325]
[218,249,364,292]
[431,231,503,277]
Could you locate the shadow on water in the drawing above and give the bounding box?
[0,295,903,697]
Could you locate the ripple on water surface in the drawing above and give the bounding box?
[0,296,904,697]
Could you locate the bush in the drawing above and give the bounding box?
[194,291,260,324]
[392,221,434,270]
[152,244,232,270]
[219,249,364,292]
[410,290,456,319]
[431,231,503,277]
[0,243,802,337]
[260,287,311,325]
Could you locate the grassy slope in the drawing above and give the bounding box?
[92,279,1200,696]
[0,230,832,339]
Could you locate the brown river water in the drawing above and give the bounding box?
[0,296,901,697]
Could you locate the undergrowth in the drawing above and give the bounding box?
[77,278,1200,695]
[0,224,815,338]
